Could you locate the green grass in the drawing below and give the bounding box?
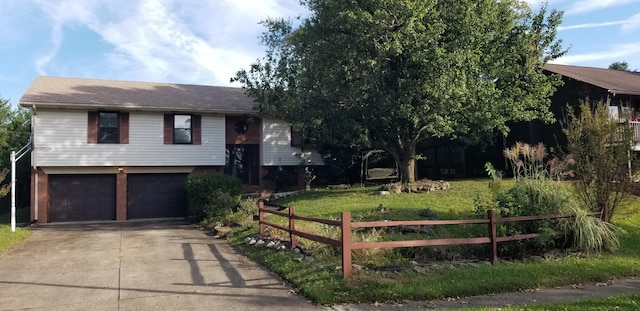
[0,206,32,253]
[228,179,640,305]
[0,224,31,253]
[461,293,640,310]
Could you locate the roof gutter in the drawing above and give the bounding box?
[18,101,259,115]
[608,89,640,96]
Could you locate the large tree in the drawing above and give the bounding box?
[0,97,31,204]
[234,0,566,182]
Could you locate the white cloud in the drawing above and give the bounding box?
[566,0,639,14]
[621,12,640,31]
[31,0,306,86]
[559,12,640,31]
[550,42,640,65]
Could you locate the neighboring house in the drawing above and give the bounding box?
[20,76,322,223]
[416,64,640,179]
[504,64,640,151]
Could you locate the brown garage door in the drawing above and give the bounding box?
[49,174,116,222]
[127,174,188,219]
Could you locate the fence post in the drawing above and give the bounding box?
[487,209,498,264]
[341,211,352,278]
[600,202,609,223]
[289,206,297,250]
[258,200,265,235]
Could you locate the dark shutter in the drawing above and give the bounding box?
[119,112,129,144]
[164,114,173,144]
[192,115,201,145]
[87,112,98,144]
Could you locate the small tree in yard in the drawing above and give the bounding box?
[564,102,635,221]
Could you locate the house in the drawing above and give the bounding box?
[20,76,323,223]
[504,64,640,151]
[415,64,640,179]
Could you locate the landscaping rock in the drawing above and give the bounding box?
[377,190,391,195]
[327,184,350,190]
[378,179,451,193]
[213,225,233,237]
[254,239,265,247]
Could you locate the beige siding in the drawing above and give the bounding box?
[261,118,304,166]
[33,109,225,167]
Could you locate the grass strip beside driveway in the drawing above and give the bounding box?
[0,225,31,253]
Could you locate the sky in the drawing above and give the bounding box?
[0,0,639,106]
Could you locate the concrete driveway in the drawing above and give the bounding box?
[0,221,328,311]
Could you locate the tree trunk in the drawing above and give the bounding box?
[395,140,417,183]
[398,157,416,183]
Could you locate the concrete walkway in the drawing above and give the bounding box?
[0,221,327,311]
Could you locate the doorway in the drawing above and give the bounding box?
[225,144,260,185]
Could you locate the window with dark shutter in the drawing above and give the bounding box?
[88,111,129,144]
[165,114,201,144]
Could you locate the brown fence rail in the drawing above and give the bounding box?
[258,201,607,278]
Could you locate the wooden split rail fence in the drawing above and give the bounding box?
[258,201,608,278]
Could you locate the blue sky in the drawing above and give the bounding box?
[0,0,639,106]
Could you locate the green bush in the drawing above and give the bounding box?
[493,179,571,257]
[185,174,242,223]
[218,198,259,227]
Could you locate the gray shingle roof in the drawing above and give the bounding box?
[20,76,257,113]
[544,64,640,96]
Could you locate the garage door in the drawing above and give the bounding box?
[127,174,188,219]
[49,175,116,222]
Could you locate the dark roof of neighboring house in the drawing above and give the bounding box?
[544,64,640,96]
[20,76,257,114]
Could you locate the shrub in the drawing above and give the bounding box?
[564,102,636,220]
[490,179,571,257]
[218,198,259,227]
[185,174,243,223]
[477,143,575,258]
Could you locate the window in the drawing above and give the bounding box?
[98,112,119,143]
[164,114,201,145]
[88,111,128,144]
[173,115,192,144]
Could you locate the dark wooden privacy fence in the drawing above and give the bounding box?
[258,201,607,278]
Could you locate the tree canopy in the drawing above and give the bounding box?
[0,98,31,200]
[608,61,637,72]
[609,61,629,71]
[234,0,566,182]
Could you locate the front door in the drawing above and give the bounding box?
[225,144,260,185]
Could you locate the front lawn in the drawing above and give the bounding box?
[228,179,640,305]
[0,225,30,253]
[0,206,32,253]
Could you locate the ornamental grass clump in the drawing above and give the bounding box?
[560,202,622,252]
